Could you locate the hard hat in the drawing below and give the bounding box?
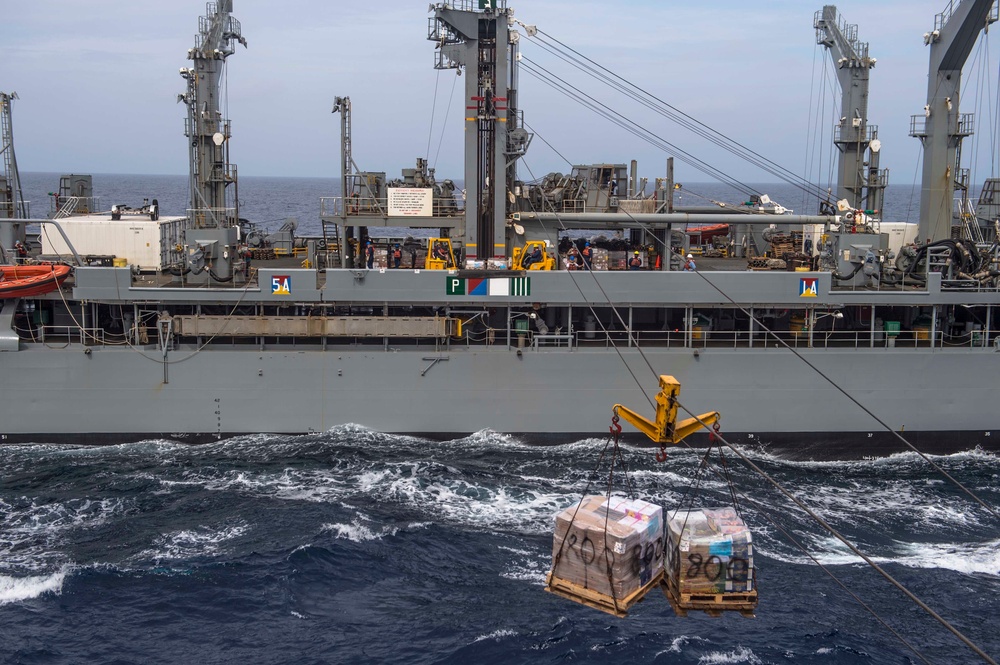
[686,253,693,258]
[585,242,590,246]
[634,250,640,255]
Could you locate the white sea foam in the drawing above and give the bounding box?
[473,629,516,643]
[291,611,307,619]
[136,522,250,562]
[322,519,398,542]
[0,496,130,573]
[452,429,524,449]
[500,556,547,584]
[762,533,1000,577]
[656,635,711,657]
[697,645,762,664]
[894,538,1000,576]
[0,568,68,605]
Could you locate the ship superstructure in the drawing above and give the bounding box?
[0,1,999,459]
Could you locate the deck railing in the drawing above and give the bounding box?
[488,327,996,351]
[320,196,463,219]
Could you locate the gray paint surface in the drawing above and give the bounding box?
[2,340,995,445]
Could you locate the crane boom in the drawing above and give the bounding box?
[814,5,886,215]
[914,0,998,243]
[0,91,27,254]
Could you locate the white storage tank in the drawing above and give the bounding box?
[875,221,919,257]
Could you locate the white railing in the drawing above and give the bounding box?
[38,326,107,345]
[479,327,996,351]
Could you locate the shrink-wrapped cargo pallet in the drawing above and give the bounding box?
[546,495,664,617]
[662,507,757,617]
[591,248,610,271]
[607,251,627,270]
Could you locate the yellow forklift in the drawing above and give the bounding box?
[425,237,458,270]
[511,240,555,270]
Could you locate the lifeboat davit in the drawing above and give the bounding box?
[0,264,72,298]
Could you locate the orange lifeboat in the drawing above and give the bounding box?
[0,264,72,299]
[686,223,730,241]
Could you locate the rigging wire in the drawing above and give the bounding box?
[674,409,997,665]
[519,150,999,522]
[812,56,831,200]
[602,174,1000,520]
[519,60,758,196]
[684,451,936,665]
[426,69,442,165]
[995,39,1000,179]
[824,65,839,195]
[521,119,574,171]
[525,29,834,204]
[655,438,935,664]
[532,30,825,205]
[523,41,768,193]
[970,38,986,189]
[518,152,998,663]
[802,43,821,215]
[41,220,259,366]
[432,72,460,170]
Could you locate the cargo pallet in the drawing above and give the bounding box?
[544,571,664,618]
[661,573,758,618]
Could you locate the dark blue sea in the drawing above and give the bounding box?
[2,431,999,664]
[4,173,1000,663]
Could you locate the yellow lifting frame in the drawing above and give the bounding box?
[613,375,720,444]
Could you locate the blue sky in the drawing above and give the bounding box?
[3,1,999,189]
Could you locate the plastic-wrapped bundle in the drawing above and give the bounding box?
[665,507,754,595]
[546,495,664,615]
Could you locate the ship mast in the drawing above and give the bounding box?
[913,0,997,243]
[0,91,27,253]
[179,1,246,231]
[814,6,887,215]
[177,1,246,281]
[429,0,529,260]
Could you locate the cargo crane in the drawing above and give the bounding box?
[0,91,27,256]
[814,5,887,216]
[913,0,998,243]
[177,0,246,280]
[429,0,532,261]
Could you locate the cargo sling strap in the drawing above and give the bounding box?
[547,415,637,615]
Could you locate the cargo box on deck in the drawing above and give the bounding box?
[662,507,758,617]
[42,213,185,271]
[546,495,664,617]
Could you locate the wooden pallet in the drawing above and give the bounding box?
[544,571,664,618]
[661,574,758,618]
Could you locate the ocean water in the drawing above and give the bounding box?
[1,431,999,664]
[5,173,999,662]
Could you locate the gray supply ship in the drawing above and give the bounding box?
[2,1,999,459]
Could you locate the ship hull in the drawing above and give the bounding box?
[2,343,995,460]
